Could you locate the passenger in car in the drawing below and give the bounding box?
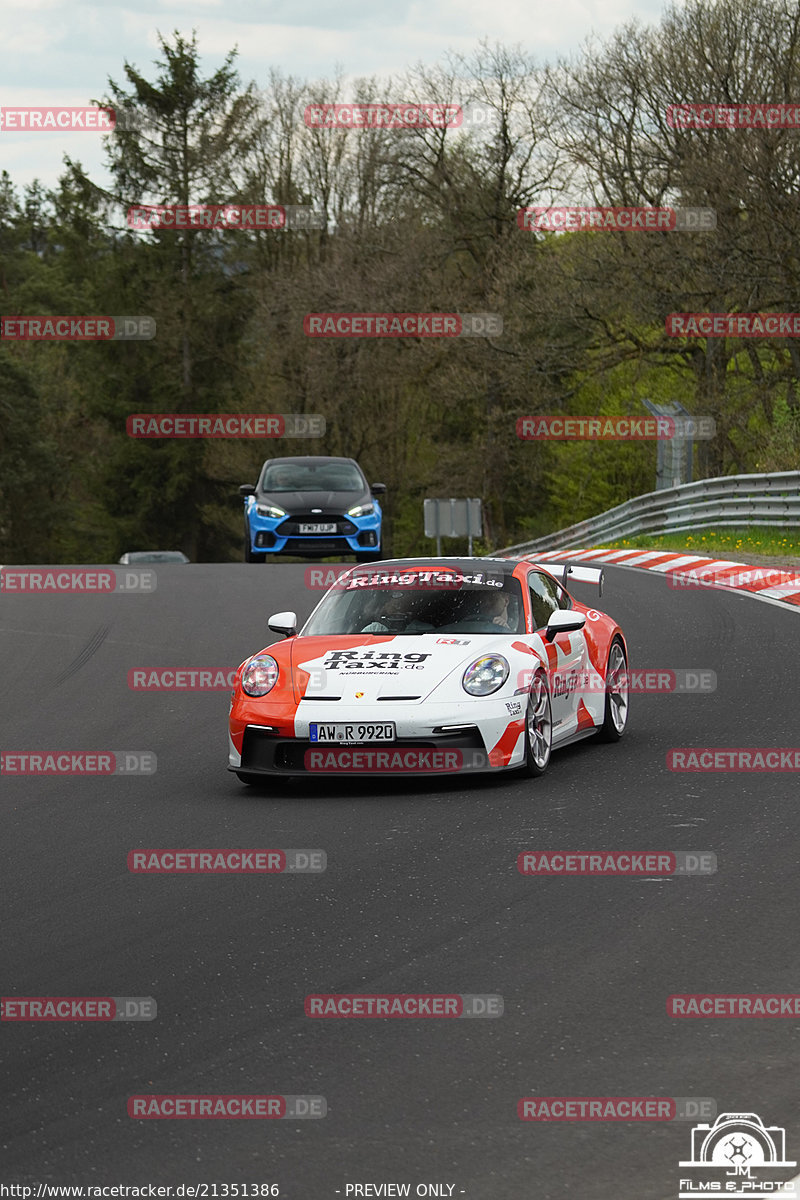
[484,590,514,630]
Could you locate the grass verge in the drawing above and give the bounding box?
[601,527,800,558]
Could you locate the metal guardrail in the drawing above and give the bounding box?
[497,471,800,556]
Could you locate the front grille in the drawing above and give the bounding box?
[281,537,352,554]
[241,726,487,774]
[277,515,355,536]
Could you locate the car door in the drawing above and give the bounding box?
[527,570,588,740]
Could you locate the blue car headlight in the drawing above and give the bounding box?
[462,655,509,697]
[346,502,375,518]
[255,504,287,519]
[241,654,279,696]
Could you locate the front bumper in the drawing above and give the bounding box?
[228,699,527,777]
[231,727,499,776]
[245,503,382,557]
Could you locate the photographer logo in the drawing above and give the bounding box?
[679,1112,796,1196]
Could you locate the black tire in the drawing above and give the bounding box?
[523,668,552,776]
[597,636,629,742]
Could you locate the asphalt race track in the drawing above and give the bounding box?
[2,563,799,1198]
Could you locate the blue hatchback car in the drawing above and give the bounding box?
[240,456,386,562]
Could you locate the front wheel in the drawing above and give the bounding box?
[597,636,629,742]
[524,669,552,776]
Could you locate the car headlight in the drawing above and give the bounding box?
[255,504,287,519]
[462,655,509,697]
[241,654,279,696]
[346,502,375,518]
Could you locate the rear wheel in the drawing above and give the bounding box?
[524,669,552,776]
[597,636,629,742]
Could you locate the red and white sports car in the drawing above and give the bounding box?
[227,557,629,783]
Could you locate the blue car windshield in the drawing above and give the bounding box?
[302,574,525,635]
[261,463,365,492]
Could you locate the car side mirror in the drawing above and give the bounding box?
[370,482,387,495]
[268,611,297,637]
[239,484,255,496]
[544,610,587,642]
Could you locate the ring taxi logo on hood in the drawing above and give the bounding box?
[322,650,432,671]
[678,1111,796,1197]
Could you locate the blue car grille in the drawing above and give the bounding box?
[277,516,357,536]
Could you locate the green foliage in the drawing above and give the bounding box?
[4,7,800,562]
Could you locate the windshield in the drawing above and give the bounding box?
[261,461,365,493]
[302,571,525,635]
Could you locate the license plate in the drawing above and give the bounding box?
[299,522,337,534]
[309,722,396,743]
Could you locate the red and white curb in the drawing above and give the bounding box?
[526,548,800,613]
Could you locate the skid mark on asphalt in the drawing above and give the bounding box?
[52,623,110,686]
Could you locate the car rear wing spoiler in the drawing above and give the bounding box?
[534,562,604,598]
